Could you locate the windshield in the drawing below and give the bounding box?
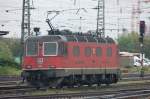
[43,42,57,56]
[26,41,38,56]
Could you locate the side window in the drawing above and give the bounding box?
[85,47,92,56]
[96,47,102,57]
[107,47,112,57]
[73,46,80,57]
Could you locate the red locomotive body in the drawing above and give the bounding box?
[22,34,120,87]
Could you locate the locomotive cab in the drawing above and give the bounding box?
[23,36,67,70]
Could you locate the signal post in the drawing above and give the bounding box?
[139,21,145,78]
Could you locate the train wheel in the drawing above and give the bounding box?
[87,80,93,87]
[106,83,110,86]
[97,82,101,87]
[36,85,41,90]
[113,74,118,83]
[56,83,63,89]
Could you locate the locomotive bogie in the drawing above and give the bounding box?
[23,69,119,88]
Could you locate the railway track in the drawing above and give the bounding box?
[0,75,21,81]
[0,87,150,99]
[86,89,150,99]
[0,79,150,98]
[0,74,150,99]
[0,81,20,86]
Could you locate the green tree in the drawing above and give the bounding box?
[117,32,150,58]
[0,41,13,61]
[144,37,150,58]
[118,32,140,52]
[0,38,21,57]
[0,38,21,68]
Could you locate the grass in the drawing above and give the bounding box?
[0,66,21,76]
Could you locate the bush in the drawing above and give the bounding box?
[0,58,21,69]
[0,66,21,75]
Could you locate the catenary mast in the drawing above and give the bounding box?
[21,0,31,44]
[96,0,105,37]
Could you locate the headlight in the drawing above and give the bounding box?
[38,65,42,68]
[26,65,32,69]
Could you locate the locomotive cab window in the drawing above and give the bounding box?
[43,42,58,56]
[26,41,38,56]
[107,47,112,57]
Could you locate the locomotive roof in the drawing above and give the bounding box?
[26,35,115,43]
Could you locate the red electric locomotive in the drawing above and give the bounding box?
[22,33,120,88]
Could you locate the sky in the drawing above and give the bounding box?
[0,0,150,39]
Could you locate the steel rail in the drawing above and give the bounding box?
[0,81,150,99]
[1,88,150,99]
